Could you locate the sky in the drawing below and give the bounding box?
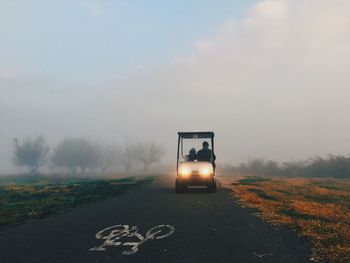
[1,0,350,173]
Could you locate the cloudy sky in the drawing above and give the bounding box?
[1,0,350,172]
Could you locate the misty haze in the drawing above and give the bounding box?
[2,0,350,174]
[1,1,350,263]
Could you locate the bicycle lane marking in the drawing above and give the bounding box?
[89,224,175,255]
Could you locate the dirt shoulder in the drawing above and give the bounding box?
[220,176,350,263]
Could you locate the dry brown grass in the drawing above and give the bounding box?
[223,177,350,263]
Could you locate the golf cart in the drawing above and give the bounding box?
[176,131,216,193]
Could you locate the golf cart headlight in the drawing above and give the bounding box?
[200,168,211,177]
[180,167,191,177]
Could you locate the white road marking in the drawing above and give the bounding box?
[89,224,175,255]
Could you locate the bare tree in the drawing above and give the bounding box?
[52,138,99,174]
[121,144,137,174]
[12,134,49,174]
[134,142,164,172]
[96,143,121,174]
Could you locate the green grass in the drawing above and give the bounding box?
[247,188,277,201]
[237,177,271,185]
[304,194,345,204]
[311,179,350,192]
[279,208,331,222]
[0,175,155,227]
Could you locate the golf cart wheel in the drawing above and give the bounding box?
[207,181,216,193]
[175,179,186,193]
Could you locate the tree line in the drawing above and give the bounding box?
[12,135,164,175]
[226,156,350,179]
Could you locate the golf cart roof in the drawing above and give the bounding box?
[178,131,214,139]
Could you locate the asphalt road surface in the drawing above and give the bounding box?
[0,176,311,263]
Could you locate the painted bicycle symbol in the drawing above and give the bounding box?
[89,224,175,255]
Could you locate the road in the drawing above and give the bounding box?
[0,176,311,263]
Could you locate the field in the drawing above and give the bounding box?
[0,175,155,227]
[223,177,350,263]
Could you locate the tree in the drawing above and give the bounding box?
[121,144,137,174]
[134,142,164,171]
[52,138,99,174]
[96,143,121,174]
[246,158,266,176]
[12,135,49,174]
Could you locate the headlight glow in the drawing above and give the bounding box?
[180,167,191,177]
[200,168,211,177]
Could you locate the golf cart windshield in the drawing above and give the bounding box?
[177,132,215,163]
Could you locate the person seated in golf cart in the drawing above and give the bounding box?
[186,148,197,161]
[197,141,216,163]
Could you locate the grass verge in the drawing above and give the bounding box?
[227,177,350,263]
[0,175,155,228]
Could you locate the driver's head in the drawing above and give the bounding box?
[203,141,209,149]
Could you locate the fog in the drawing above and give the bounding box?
[2,0,350,174]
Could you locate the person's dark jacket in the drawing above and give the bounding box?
[196,148,216,162]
